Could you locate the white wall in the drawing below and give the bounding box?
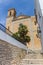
[35,0,43,52]
[39,0,43,15]
[0,30,28,50]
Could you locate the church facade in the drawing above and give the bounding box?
[6,8,41,50]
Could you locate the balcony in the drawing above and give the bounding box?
[36,26,41,38]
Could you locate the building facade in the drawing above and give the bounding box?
[34,0,43,52]
[6,8,41,50]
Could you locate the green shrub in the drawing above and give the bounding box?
[12,24,30,45]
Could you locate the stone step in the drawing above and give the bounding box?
[19,59,43,65]
[25,53,43,59]
[19,53,43,65]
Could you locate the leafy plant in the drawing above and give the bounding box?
[12,24,30,45]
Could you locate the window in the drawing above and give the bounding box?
[36,26,41,38]
[38,13,41,19]
[10,11,11,16]
[37,26,41,33]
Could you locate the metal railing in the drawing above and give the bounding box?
[0,23,41,53]
[0,23,13,36]
[0,23,26,45]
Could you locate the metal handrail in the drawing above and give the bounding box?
[0,23,13,35]
[0,23,26,45]
[0,23,41,53]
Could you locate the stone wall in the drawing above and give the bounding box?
[0,40,26,65]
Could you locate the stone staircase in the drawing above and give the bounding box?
[0,40,26,65]
[0,40,43,65]
[0,39,43,65]
[19,52,43,65]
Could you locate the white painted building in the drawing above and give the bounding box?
[34,0,43,52]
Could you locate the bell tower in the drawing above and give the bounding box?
[8,8,16,17]
[6,8,16,32]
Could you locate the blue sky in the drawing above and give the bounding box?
[0,0,34,26]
